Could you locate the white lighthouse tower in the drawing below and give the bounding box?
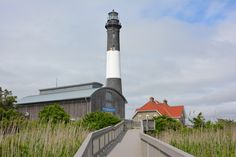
[105,10,122,94]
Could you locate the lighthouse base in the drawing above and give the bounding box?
[106,78,122,94]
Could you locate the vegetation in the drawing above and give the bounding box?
[0,99,88,157]
[0,87,23,121]
[189,112,205,128]
[0,90,121,157]
[0,108,24,121]
[0,88,25,132]
[153,115,182,132]
[153,113,236,157]
[78,112,121,131]
[0,87,17,110]
[39,104,70,123]
[0,104,88,157]
[0,121,88,157]
[158,125,235,157]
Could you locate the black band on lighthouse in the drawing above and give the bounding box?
[105,10,122,51]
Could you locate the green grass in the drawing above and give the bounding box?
[156,127,236,157]
[0,121,88,157]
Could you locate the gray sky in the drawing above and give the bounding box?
[1,0,236,120]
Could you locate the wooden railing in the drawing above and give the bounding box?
[74,121,124,157]
[75,119,194,157]
[140,120,195,157]
[124,119,141,129]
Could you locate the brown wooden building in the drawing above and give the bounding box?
[17,82,126,120]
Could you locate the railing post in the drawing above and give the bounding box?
[98,137,100,151]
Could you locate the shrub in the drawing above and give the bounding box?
[154,115,182,132]
[78,112,121,131]
[0,107,25,128]
[189,113,226,130]
[39,104,70,123]
[216,118,236,128]
[189,112,205,128]
[0,108,24,121]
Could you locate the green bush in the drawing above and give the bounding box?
[189,113,225,130]
[39,104,70,123]
[0,108,25,133]
[78,112,121,131]
[189,112,205,128]
[216,119,236,128]
[154,115,182,132]
[0,108,24,121]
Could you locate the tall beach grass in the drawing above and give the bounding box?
[157,127,236,157]
[0,121,88,157]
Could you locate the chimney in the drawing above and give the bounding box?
[149,97,154,102]
[163,99,168,104]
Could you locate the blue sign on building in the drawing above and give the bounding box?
[102,107,116,112]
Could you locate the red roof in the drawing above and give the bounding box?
[136,100,184,118]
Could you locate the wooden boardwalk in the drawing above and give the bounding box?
[107,129,142,157]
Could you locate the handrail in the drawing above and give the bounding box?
[124,119,141,129]
[74,121,124,157]
[140,120,194,157]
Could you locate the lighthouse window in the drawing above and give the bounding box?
[112,33,115,38]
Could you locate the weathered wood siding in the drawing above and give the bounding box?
[91,88,125,119]
[17,99,90,120]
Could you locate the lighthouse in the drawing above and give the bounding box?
[105,10,122,94]
[17,10,127,119]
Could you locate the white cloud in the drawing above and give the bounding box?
[0,0,236,120]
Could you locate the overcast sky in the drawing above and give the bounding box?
[1,0,236,120]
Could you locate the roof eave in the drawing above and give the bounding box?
[17,97,91,106]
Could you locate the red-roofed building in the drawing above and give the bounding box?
[132,97,185,124]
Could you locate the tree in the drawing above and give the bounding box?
[154,115,182,132]
[0,88,23,122]
[0,87,17,110]
[39,104,70,123]
[78,112,121,131]
[189,112,205,128]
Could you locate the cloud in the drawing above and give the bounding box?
[0,0,236,120]
[122,6,236,119]
[187,101,236,121]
